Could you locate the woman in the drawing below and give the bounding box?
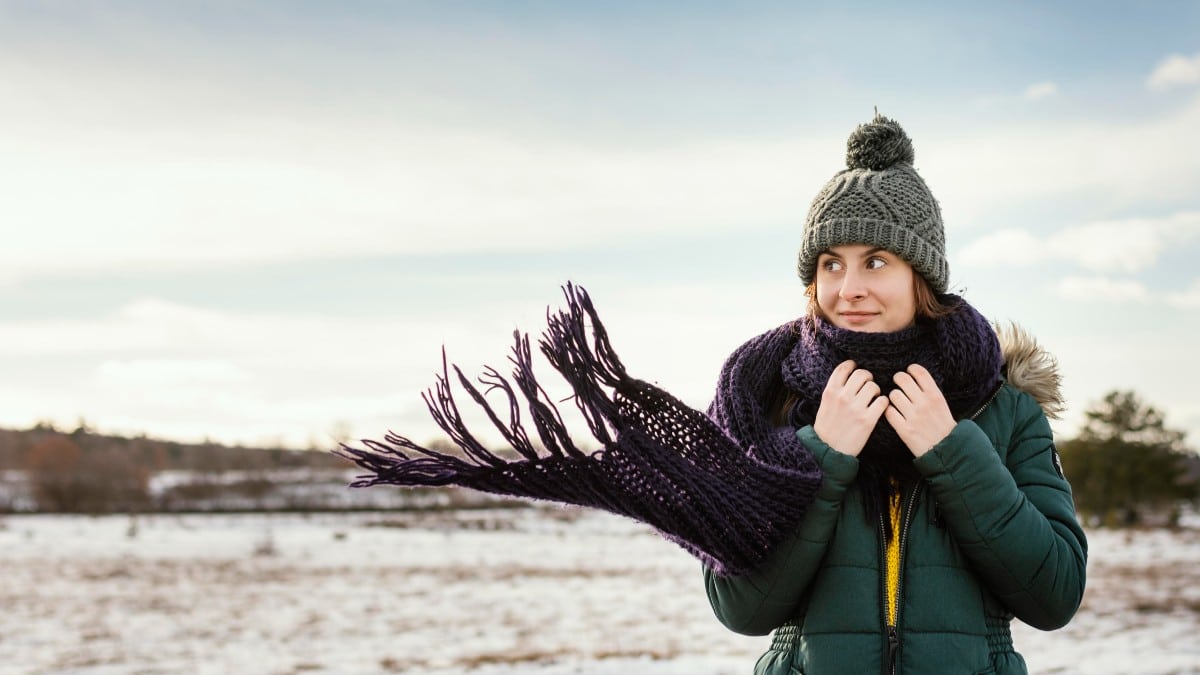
[339,114,1086,675]
[703,115,1087,674]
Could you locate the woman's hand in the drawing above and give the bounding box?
[885,364,956,457]
[814,360,889,457]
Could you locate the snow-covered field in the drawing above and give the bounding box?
[1,509,1197,675]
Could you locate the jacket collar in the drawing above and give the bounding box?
[996,322,1065,420]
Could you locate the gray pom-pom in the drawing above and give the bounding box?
[845,114,914,171]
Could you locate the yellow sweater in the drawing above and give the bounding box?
[885,487,902,627]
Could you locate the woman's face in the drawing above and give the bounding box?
[815,244,918,333]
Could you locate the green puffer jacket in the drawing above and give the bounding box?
[704,326,1088,675]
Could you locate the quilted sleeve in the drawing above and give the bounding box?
[703,428,861,635]
[913,388,1088,630]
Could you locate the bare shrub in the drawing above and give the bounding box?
[26,436,83,511]
[26,436,150,513]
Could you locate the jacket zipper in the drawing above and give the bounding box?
[881,382,997,673]
[969,382,1003,420]
[882,482,922,675]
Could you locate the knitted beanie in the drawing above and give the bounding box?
[796,114,949,292]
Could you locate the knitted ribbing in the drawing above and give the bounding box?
[337,284,822,577]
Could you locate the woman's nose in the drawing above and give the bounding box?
[839,268,868,300]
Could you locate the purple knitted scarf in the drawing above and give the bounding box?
[339,285,821,576]
[338,285,1002,576]
[782,297,1004,481]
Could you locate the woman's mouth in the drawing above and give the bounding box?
[839,312,878,325]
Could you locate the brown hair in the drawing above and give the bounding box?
[776,273,954,426]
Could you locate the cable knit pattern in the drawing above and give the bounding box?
[797,114,949,292]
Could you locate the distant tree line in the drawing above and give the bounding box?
[0,423,347,473]
[0,424,522,514]
[4,390,1198,523]
[1058,390,1199,528]
[0,423,349,513]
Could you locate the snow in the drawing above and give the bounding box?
[0,509,1196,674]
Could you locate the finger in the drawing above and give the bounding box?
[905,365,950,408]
[906,364,935,391]
[884,403,904,429]
[860,379,882,401]
[888,388,913,416]
[892,371,919,397]
[867,395,890,421]
[845,368,876,395]
[825,360,858,390]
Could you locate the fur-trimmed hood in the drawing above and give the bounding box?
[995,322,1064,420]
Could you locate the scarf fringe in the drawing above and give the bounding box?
[335,284,617,486]
[337,283,821,576]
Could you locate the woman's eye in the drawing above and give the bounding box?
[822,259,843,272]
[866,257,887,270]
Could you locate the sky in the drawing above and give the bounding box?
[2,1,1199,452]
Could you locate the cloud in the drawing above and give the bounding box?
[0,299,236,356]
[0,112,833,281]
[0,296,477,370]
[93,359,251,385]
[1023,81,1059,101]
[954,230,1041,266]
[923,93,1200,224]
[1148,52,1200,91]
[5,32,1200,283]
[0,39,841,282]
[1052,275,1200,309]
[0,296,488,445]
[1055,276,1149,303]
[0,276,803,447]
[956,211,1200,272]
[1166,278,1200,309]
